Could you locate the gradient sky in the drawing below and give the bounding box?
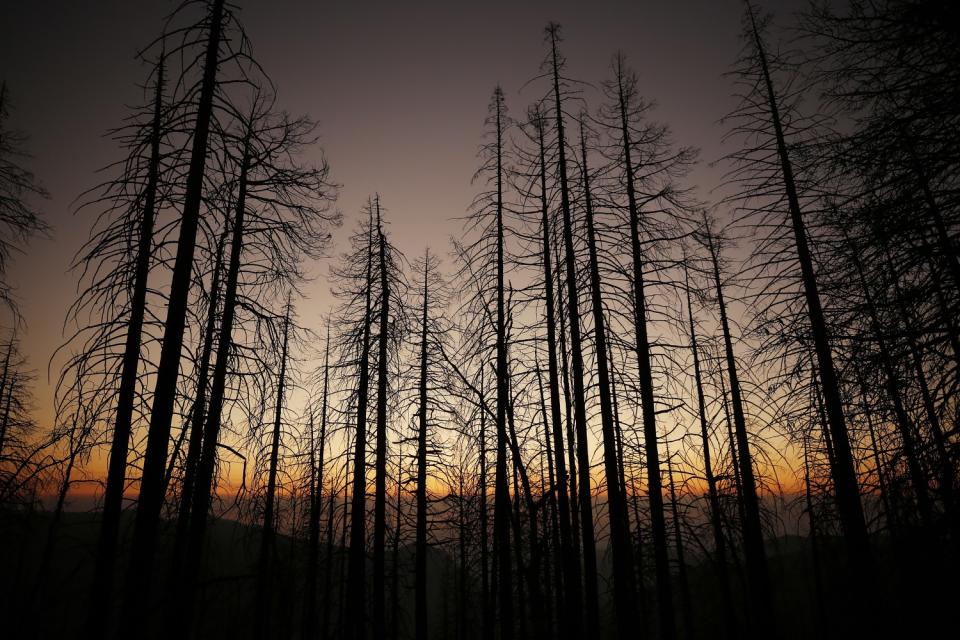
[1,0,803,431]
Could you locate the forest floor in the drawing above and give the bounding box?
[0,508,955,639]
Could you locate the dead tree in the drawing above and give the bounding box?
[177,95,337,635]
[120,2,231,627]
[727,1,870,572]
[341,202,376,640]
[454,86,516,640]
[253,295,293,640]
[303,319,332,640]
[528,105,580,637]
[543,25,601,633]
[603,53,689,640]
[700,219,773,633]
[0,80,48,312]
[416,255,431,640]
[576,115,636,636]
[681,259,737,638]
[372,197,396,640]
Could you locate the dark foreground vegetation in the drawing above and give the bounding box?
[0,507,954,639]
[1,1,959,639]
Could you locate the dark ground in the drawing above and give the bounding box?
[0,508,955,639]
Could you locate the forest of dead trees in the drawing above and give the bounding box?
[1,1,959,639]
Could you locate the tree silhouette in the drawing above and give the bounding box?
[724,1,870,582]
[302,319,332,640]
[6,6,960,640]
[0,81,48,313]
[542,26,601,634]
[576,114,636,637]
[454,85,516,640]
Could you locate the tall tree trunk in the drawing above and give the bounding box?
[609,342,628,508]
[704,225,772,634]
[578,118,636,636]
[665,442,693,640]
[478,369,491,640]
[717,372,746,543]
[304,410,319,636]
[538,366,565,634]
[613,56,675,640]
[535,113,580,638]
[546,27,601,634]
[305,321,332,640]
[172,226,227,564]
[684,266,736,639]
[338,433,353,636]
[554,236,582,564]
[391,449,402,640]
[746,3,870,569]
[321,427,339,640]
[814,372,838,477]
[254,297,292,640]
[632,476,652,634]
[458,473,467,640]
[492,87,515,640]
[86,51,165,640]
[373,198,391,640]
[121,1,226,630]
[416,257,430,640]
[504,365,544,640]
[511,466,528,639]
[177,120,251,634]
[346,208,376,640]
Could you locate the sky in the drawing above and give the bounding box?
[0,0,805,434]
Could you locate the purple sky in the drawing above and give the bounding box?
[1,0,802,427]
